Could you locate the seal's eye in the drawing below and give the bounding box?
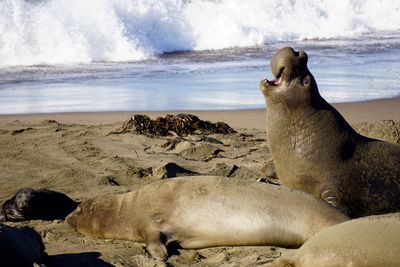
[302,76,310,86]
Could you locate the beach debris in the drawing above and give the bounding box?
[257,177,280,185]
[11,127,33,135]
[41,119,64,132]
[41,119,60,125]
[153,162,198,179]
[111,114,236,137]
[99,175,120,186]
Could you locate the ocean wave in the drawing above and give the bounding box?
[1,0,400,66]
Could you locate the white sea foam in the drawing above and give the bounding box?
[1,0,400,66]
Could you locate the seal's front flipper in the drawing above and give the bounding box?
[321,189,338,206]
[320,189,347,214]
[144,230,168,260]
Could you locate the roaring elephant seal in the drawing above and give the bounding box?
[66,176,348,260]
[271,213,400,267]
[0,188,79,222]
[0,224,46,266]
[259,47,400,217]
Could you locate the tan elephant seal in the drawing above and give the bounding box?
[270,213,400,267]
[66,176,348,260]
[0,224,46,266]
[260,47,400,218]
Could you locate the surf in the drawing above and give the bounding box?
[1,0,400,66]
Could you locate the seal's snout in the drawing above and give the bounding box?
[271,47,309,82]
[65,212,76,227]
[260,47,316,103]
[66,206,81,228]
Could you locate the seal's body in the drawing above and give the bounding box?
[273,213,400,267]
[0,224,45,266]
[260,47,400,217]
[66,176,347,260]
[0,188,79,222]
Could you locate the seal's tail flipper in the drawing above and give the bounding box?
[144,230,168,261]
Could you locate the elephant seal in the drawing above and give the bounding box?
[66,176,348,260]
[0,188,79,222]
[270,213,400,267]
[0,224,46,266]
[259,47,400,217]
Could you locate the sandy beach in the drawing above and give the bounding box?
[2,0,400,265]
[1,97,399,129]
[0,98,399,266]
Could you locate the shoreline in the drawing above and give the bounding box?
[1,97,399,129]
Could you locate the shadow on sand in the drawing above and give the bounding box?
[46,252,112,267]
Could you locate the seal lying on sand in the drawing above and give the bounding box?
[66,176,348,260]
[270,213,400,267]
[260,47,400,217]
[0,224,46,266]
[0,188,79,222]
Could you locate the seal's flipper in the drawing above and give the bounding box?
[320,189,348,214]
[321,189,339,206]
[144,230,168,260]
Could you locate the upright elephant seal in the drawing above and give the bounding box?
[66,176,348,260]
[270,213,400,267]
[0,224,46,266]
[259,47,400,217]
[0,188,79,222]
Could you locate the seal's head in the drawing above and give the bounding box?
[260,47,320,108]
[66,198,118,238]
[66,200,100,236]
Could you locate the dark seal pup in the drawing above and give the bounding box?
[260,47,400,217]
[66,176,348,260]
[0,188,79,222]
[0,224,46,266]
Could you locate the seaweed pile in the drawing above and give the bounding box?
[118,114,236,136]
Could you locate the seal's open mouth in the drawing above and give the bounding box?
[264,67,284,87]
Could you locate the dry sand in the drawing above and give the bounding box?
[0,98,399,266]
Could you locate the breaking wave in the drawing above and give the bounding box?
[1,0,400,66]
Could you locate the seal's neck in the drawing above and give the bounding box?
[266,94,354,136]
[265,97,358,185]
